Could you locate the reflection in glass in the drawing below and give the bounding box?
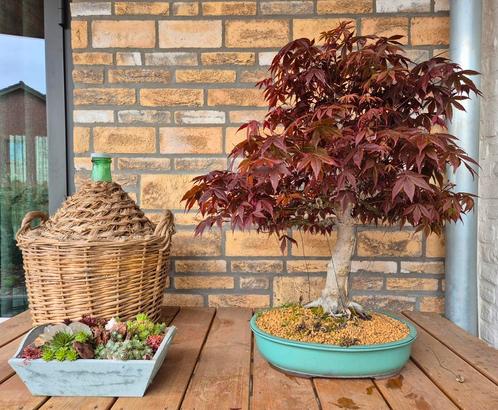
[0,1,47,316]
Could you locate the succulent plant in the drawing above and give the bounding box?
[95,338,153,361]
[126,313,165,342]
[146,334,164,351]
[41,331,79,361]
[20,344,42,360]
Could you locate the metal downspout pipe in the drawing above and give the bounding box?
[445,0,482,335]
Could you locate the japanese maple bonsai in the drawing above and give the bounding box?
[183,22,479,318]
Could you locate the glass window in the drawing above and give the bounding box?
[0,0,47,316]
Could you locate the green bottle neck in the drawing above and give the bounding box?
[91,156,112,182]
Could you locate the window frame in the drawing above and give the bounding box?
[44,0,71,214]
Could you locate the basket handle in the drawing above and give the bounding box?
[154,210,176,238]
[16,211,49,239]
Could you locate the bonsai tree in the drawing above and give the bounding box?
[183,22,480,317]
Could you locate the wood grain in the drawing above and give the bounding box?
[0,375,47,409]
[409,324,498,410]
[112,307,215,410]
[375,360,457,409]
[252,347,319,410]
[0,310,32,347]
[404,311,498,385]
[314,378,389,410]
[181,307,252,410]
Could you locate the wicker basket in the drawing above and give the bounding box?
[16,181,175,326]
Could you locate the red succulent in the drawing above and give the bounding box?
[146,334,164,351]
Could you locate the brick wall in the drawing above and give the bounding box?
[479,0,498,347]
[70,0,449,311]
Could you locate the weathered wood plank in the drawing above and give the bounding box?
[112,307,215,410]
[375,360,457,410]
[0,335,24,383]
[41,397,114,410]
[251,347,319,410]
[0,375,47,409]
[408,323,498,410]
[39,306,181,410]
[313,378,389,410]
[404,311,498,385]
[181,307,252,410]
[0,310,32,348]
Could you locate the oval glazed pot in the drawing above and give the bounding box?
[250,310,417,378]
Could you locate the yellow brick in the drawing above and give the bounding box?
[141,174,198,209]
[239,69,268,83]
[225,20,289,48]
[73,127,90,153]
[176,69,236,83]
[71,20,87,49]
[73,52,113,65]
[228,110,267,124]
[74,88,135,105]
[351,260,398,274]
[351,276,384,291]
[317,0,372,13]
[172,212,203,225]
[386,278,439,291]
[225,126,245,152]
[172,2,199,16]
[202,1,256,15]
[208,294,270,308]
[159,20,222,48]
[93,127,156,153]
[208,88,266,107]
[74,157,92,171]
[92,20,156,48]
[291,231,337,257]
[114,2,169,15]
[260,1,314,15]
[401,261,444,274]
[240,277,269,290]
[273,276,325,305]
[361,17,409,45]
[201,52,255,65]
[419,296,445,313]
[72,68,103,84]
[426,233,445,258]
[226,231,281,256]
[174,158,227,171]
[163,293,204,306]
[117,158,171,170]
[160,127,223,154]
[140,88,203,107]
[108,69,171,83]
[175,276,234,289]
[357,231,422,257]
[287,260,328,273]
[231,260,284,273]
[176,260,227,273]
[171,230,222,256]
[293,18,347,42]
[353,295,415,311]
[411,17,449,46]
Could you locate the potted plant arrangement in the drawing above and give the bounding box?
[183,22,480,378]
[9,313,176,396]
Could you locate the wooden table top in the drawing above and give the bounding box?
[0,307,497,409]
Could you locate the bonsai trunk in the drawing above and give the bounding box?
[306,205,366,317]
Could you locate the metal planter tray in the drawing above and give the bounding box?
[251,311,417,378]
[9,325,176,397]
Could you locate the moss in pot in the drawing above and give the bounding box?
[182,22,479,377]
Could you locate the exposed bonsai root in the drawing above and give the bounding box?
[305,297,371,320]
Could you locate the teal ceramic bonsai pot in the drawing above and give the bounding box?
[250,311,416,378]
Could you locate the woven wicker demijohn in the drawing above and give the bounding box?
[16,153,175,325]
